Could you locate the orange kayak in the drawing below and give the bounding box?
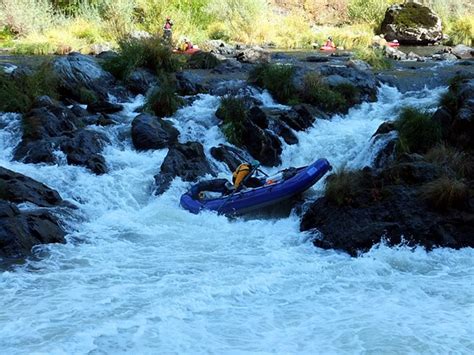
[173,48,200,55]
[320,46,337,51]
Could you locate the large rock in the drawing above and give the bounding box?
[236,47,271,64]
[131,113,179,150]
[0,201,66,260]
[175,71,207,95]
[451,45,474,60]
[203,40,236,56]
[300,167,473,256]
[210,145,250,172]
[125,68,158,95]
[154,142,215,194]
[0,167,63,207]
[59,129,109,174]
[52,52,116,101]
[380,2,443,45]
[434,77,474,150]
[242,120,282,167]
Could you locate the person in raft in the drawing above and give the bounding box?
[163,16,173,43]
[232,162,265,190]
[324,36,336,49]
[179,37,194,52]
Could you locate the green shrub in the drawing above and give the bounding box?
[348,0,399,27]
[301,73,348,113]
[446,15,474,46]
[355,47,392,70]
[249,63,296,104]
[0,63,59,113]
[217,96,247,146]
[396,107,442,154]
[325,169,364,206]
[12,41,56,55]
[145,78,182,118]
[421,176,470,211]
[78,87,98,105]
[103,36,181,80]
[187,51,221,69]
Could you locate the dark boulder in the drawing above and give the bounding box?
[87,101,123,114]
[13,139,59,165]
[0,167,63,207]
[380,2,443,45]
[154,142,215,194]
[235,46,271,64]
[52,52,116,101]
[175,71,207,95]
[131,113,179,150]
[59,129,109,174]
[0,201,66,260]
[300,167,474,256]
[210,144,252,172]
[248,106,298,145]
[125,68,158,95]
[279,104,322,131]
[242,120,282,167]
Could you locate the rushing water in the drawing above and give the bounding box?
[0,84,473,354]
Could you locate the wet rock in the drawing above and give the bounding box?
[346,59,372,71]
[59,129,109,174]
[52,53,116,101]
[236,47,271,64]
[0,201,66,260]
[305,56,330,63]
[242,120,282,167]
[209,80,254,97]
[154,142,215,194]
[87,101,123,114]
[380,2,443,45]
[280,104,321,131]
[372,121,396,136]
[268,119,298,145]
[210,145,249,172]
[13,139,58,165]
[131,113,179,150]
[451,45,474,60]
[175,71,207,95]
[247,106,298,145]
[300,167,474,256]
[125,68,157,95]
[0,167,63,207]
[384,46,407,60]
[70,105,89,117]
[95,51,119,61]
[211,59,243,74]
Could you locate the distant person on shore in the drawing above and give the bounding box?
[163,17,173,44]
[324,36,336,49]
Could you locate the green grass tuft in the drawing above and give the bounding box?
[425,144,474,179]
[217,96,247,146]
[102,36,182,80]
[301,73,351,113]
[249,63,296,104]
[325,169,365,206]
[187,51,221,69]
[396,107,442,154]
[144,77,183,118]
[0,63,59,113]
[355,47,392,70]
[421,176,470,211]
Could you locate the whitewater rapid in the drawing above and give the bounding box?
[0,85,473,354]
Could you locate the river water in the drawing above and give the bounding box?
[0,83,473,354]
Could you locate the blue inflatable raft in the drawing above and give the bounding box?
[180,158,332,215]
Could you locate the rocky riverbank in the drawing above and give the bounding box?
[0,38,473,261]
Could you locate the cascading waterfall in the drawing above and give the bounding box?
[0,84,472,354]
